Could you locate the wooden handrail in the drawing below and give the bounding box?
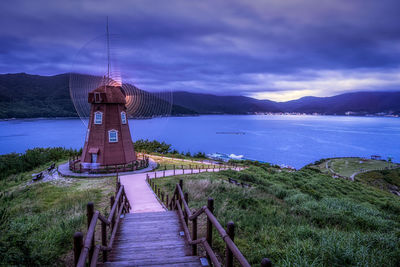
[160,179,261,267]
[149,171,271,266]
[177,185,192,217]
[149,178,273,266]
[74,183,131,267]
[176,202,222,267]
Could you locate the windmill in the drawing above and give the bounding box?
[69,18,172,171]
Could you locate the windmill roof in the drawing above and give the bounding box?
[90,85,126,104]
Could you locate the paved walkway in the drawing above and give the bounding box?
[120,166,241,213]
[57,159,157,178]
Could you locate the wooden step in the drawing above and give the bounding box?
[101,256,204,266]
[114,233,185,243]
[124,211,177,219]
[109,247,189,261]
[107,211,197,265]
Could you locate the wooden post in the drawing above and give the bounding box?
[226,221,235,267]
[87,202,94,228]
[158,188,160,197]
[110,196,115,229]
[166,194,169,207]
[261,258,272,267]
[163,170,165,177]
[102,221,107,262]
[179,179,183,191]
[192,217,198,255]
[184,192,189,226]
[206,197,214,262]
[173,165,175,175]
[87,202,95,265]
[161,192,164,203]
[73,232,83,266]
[174,185,178,210]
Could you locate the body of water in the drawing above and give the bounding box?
[1,115,399,168]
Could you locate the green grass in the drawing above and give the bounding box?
[308,157,397,178]
[154,166,400,266]
[356,168,400,193]
[151,155,223,171]
[0,163,114,266]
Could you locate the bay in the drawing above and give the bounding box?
[0,115,399,168]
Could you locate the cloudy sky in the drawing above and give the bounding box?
[1,0,400,101]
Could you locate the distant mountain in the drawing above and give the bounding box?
[171,91,281,114]
[0,73,399,118]
[0,73,196,118]
[279,92,400,115]
[0,73,75,118]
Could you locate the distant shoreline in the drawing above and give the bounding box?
[1,113,399,121]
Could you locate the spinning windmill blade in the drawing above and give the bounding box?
[69,22,173,127]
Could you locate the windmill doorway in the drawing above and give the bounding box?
[91,153,98,163]
[88,147,100,164]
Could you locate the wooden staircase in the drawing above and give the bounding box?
[102,211,204,266]
[73,178,271,267]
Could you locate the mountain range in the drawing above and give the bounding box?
[0,73,399,118]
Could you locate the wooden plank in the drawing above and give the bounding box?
[114,239,186,247]
[110,243,188,253]
[124,211,177,218]
[102,256,202,267]
[114,233,184,242]
[120,221,181,227]
[109,250,188,261]
[106,211,198,265]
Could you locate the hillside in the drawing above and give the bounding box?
[0,73,197,118]
[0,73,76,118]
[171,91,281,114]
[154,166,400,266]
[1,73,400,118]
[356,168,400,195]
[279,92,400,115]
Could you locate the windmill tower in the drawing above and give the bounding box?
[69,18,173,171]
[80,19,136,169]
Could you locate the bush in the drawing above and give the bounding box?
[133,139,172,154]
[0,147,80,181]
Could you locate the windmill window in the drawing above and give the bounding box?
[108,130,118,143]
[94,112,103,124]
[95,92,101,103]
[121,112,127,124]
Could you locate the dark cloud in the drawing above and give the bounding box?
[1,0,400,100]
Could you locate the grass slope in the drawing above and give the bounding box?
[356,168,400,193]
[154,166,400,266]
[0,163,114,266]
[308,157,397,178]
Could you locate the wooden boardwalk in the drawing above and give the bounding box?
[102,211,204,266]
[73,164,262,267]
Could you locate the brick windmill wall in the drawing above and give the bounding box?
[80,85,136,167]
